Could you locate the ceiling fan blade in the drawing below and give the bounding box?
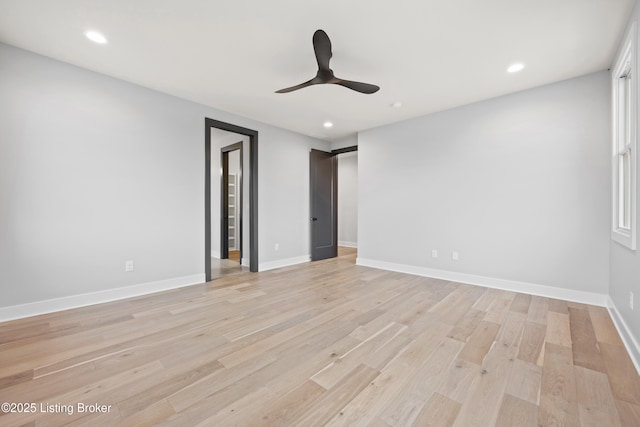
[275,79,316,93]
[277,29,380,94]
[333,79,380,94]
[313,29,332,72]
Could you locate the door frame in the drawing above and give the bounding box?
[309,145,358,261]
[220,141,243,261]
[331,145,358,155]
[205,118,258,279]
[310,149,338,261]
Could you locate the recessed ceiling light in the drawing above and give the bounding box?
[323,121,333,128]
[507,63,525,73]
[85,31,108,44]
[391,101,403,108]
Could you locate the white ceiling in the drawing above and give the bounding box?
[0,0,634,141]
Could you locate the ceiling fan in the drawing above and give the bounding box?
[276,29,380,95]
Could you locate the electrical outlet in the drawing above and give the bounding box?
[452,251,459,261]
[274,243,279,251]
[431,249,438,258]
[125,260,134,272]
[631,291,635,310]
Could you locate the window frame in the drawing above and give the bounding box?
[612,22,638,250]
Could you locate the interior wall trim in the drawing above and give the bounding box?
[259,255,311,272]
[338,241,358,248]
[607,296,640,375]
[356,258,608,307]
[0,274,206,322]
[331,145,358,155]
[205,118,258,279]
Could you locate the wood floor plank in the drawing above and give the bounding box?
[452,312,524,427]
[615,399,640,426]
[116,399,175,427]
[548,298,569,314]
[0,369,33,389]
[411,392,461,427]
[495,393,539,427]
[574,365,620,425]
[527,296,549,325]
[587,306,624,347]
[538,342,580,426]
[517,321,546,364]
[505,359,542,405]
[428,285,484,326]
[0,247,636,426]
[116,359,224,417]
[598,342,640,406]
[436,357,483,404]
[216,302,356,369]
[495,312,527,358]
[194,385,277,426]
[471,288,501,311]
[312,322,406,389]
[578,404,622,427]
[377,337,464,426]
[324,321,452,426]
[457,320,500,365]
[367,418,392,427]
[447,308,485,343]
[290,364,381,427]
[362,333,413,371]
[568,307,606,372]
[510,293,531,314]
[257,380,326,426]
[483,292,515,324]
[546,311,572,348]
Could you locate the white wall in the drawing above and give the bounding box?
[358,71,611,297]
[338,151,358,247]
[610,1,640,367]
[0,43,328,312]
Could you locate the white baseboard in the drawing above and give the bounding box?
[212,251,220,259]
[0,274,206,322]
[259,255,310,272]
[607,297,640,375]
[356,258,608,307]
[338,241,358,248]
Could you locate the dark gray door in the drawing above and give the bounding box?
[310,149,337,261]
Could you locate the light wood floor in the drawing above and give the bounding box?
[210,254,248,280]
[228,250,240,262]
[1,247,639,426]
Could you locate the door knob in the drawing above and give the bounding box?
[311,217,318,221]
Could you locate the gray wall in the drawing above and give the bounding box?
[338,151,358,246]
[358,71,611,294]
[0,43,328,308]
[610,2,640,356]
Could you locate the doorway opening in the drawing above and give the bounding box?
[336,149,358,262]
[205,118,258,282]
[309,145,358,262]
[221,142,243,265]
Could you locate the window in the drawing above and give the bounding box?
[612,22,637,250]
